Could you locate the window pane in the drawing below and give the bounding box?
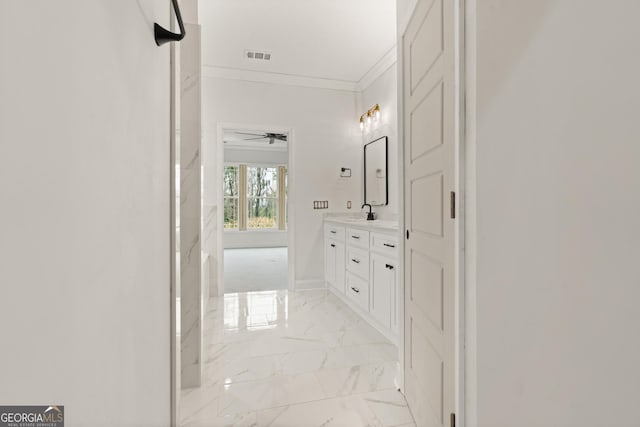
[248,197,277,229]
[247,167,278,198]
[224,197,239,229]
[224,166,239,197]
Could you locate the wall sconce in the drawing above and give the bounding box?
[359,104,381,132]
[371,104,381,121]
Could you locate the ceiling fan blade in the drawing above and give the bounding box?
[266,133,287,141]
[234,131,267,137]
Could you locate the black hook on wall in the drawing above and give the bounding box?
[154,0,186,46]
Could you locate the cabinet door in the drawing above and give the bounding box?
[334,240,346,293]
[370,253,397,329]
[324,239,336,287]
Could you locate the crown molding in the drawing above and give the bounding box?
[356,45,398,91]
[201,65,359,92]
[201,45,397,93]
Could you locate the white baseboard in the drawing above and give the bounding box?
[295,279,325,290]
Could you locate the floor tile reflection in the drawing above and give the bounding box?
[181,289,414,427]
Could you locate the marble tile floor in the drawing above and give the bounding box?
[180,289,415,427]
[224,248,288,294]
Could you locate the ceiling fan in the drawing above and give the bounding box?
[229,131,288,145]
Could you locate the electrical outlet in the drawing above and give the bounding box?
[313,201,329,209]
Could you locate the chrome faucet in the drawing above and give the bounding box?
[362,203,375,221]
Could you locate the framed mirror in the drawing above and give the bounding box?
[364,136,388,206]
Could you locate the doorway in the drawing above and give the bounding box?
[217,126,295,295]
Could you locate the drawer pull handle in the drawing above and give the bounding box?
[385,264,395,270]
[383,243,396,248]
[351,235,360,239]
[351,287,360,293]
[330,244,336,248]
[330,230,337,234]
[351,259,360,264]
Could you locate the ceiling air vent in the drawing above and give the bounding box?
[244,50,272,61]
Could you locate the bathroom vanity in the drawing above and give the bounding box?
[324,216,400,344]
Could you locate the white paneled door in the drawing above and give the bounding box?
[403,0,456,426]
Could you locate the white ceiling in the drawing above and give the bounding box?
[199,1,397,83]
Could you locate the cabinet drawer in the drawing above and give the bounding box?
[346,228,370,249]
[346,272,369,312]
[324,223,345,242]
[346,245,369,280]
[370,232,399,257]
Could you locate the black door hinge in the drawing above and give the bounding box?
[450,191,456,219]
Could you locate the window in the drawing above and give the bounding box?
[247,166,278,229]
[224,164,287,231]
[223,166,239,229]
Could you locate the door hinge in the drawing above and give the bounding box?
[450,412,456,427]
[450,191,456,219]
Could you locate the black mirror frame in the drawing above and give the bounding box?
[363,136,389,207]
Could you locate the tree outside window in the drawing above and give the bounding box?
[247,166,278,229]
[223,166,239,229]
[224,164,287,230]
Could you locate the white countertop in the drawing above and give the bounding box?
[323,214,399,232]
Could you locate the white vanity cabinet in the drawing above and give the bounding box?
[324,224,345,294]
[324,219,399,343]
[369,232,399,333]
[370,252,399,332]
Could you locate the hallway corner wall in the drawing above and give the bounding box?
[0,1,170,425]
[180,20,204,388]
[469,1,640,425]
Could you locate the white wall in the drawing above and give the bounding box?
[468,1,640,426]
[360,64,399,220]
[203,78,361,286]
[0,1,170,426]
[224,147,288,165]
